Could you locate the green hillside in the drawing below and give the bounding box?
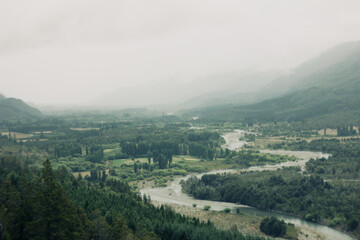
[0,95,42,121]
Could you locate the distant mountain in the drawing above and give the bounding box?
[91,70,283,109]
[0,95,42,121]
[184,41,360,127]
[179,70,282,109]
[255,40,360,100]
[179,41,360,109]
[180,91,257,109]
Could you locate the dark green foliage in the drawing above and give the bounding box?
[86,145,104,163]
[0,155,264,240]
[259,217,286,237]
[0,96,42,121]
[348,219,359,231]
[273,138,360,179]
[111,214,136,240]
[182,167,360,236]
[337,125,358,136]
[188,132,220,141]
[119,130,219,162]
[182,171,331,213]
[66,182,261,240]
[54,142,82,158]
[203,205,211,211]
[0,159,89,240]
[223,208,231,213]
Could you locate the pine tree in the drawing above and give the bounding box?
[25,159,88,239]
[111,214,135,240]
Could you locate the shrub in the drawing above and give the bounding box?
[203,205,211,211]
[259,217,286,237]
[223,208,231,213]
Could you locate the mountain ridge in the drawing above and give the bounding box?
[0,96,42,121]
[183,41,360,127]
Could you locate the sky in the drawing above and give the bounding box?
[1,0,360,106]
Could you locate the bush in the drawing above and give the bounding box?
[192,203,197,208]
[259,217,286,237]
[223,208,231,213]
[348,218,359,231]
[203,205,211,211]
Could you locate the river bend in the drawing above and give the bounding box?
[141,130,354,240]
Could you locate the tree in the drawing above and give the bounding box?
[147,151,152,164]
[259,217,286,237]
[348,218,359,231]
[102,170,107,181]
[111,214,134,240]
[91,210,111,240]
[0,179,22,239]
[25,159,88,239]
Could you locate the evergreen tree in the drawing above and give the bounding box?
[111,214,135,240]
[25,159,88,240]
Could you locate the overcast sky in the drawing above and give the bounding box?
[1,0,360,105]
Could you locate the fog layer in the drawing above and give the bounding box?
[1,0,360,106]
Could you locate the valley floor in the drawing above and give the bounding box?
[150,201,328,240]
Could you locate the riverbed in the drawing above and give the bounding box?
[221,129,247,150]
[140,130,355,240]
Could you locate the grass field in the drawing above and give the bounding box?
[70,127,99,131]
[1,132,33,139]
[73,169,109,178]
[110,158,149,167]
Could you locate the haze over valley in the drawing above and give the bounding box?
[2,0,360,110]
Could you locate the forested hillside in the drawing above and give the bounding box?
[0,155,263,240]
[0,95,42,121]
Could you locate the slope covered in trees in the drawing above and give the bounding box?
[0,95,42,121]
[0,155,264,240]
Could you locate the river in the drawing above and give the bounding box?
[140,130,355,240]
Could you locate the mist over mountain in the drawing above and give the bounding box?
[90,41,360,112]
[255,40,360,100]
[184,40,360,127]
[179,70,282,109]
[91,70,283,109]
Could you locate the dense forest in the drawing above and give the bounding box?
[0,155,263,240]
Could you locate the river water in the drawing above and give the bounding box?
[141,130,355,240]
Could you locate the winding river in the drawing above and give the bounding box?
[141,130,355,240]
